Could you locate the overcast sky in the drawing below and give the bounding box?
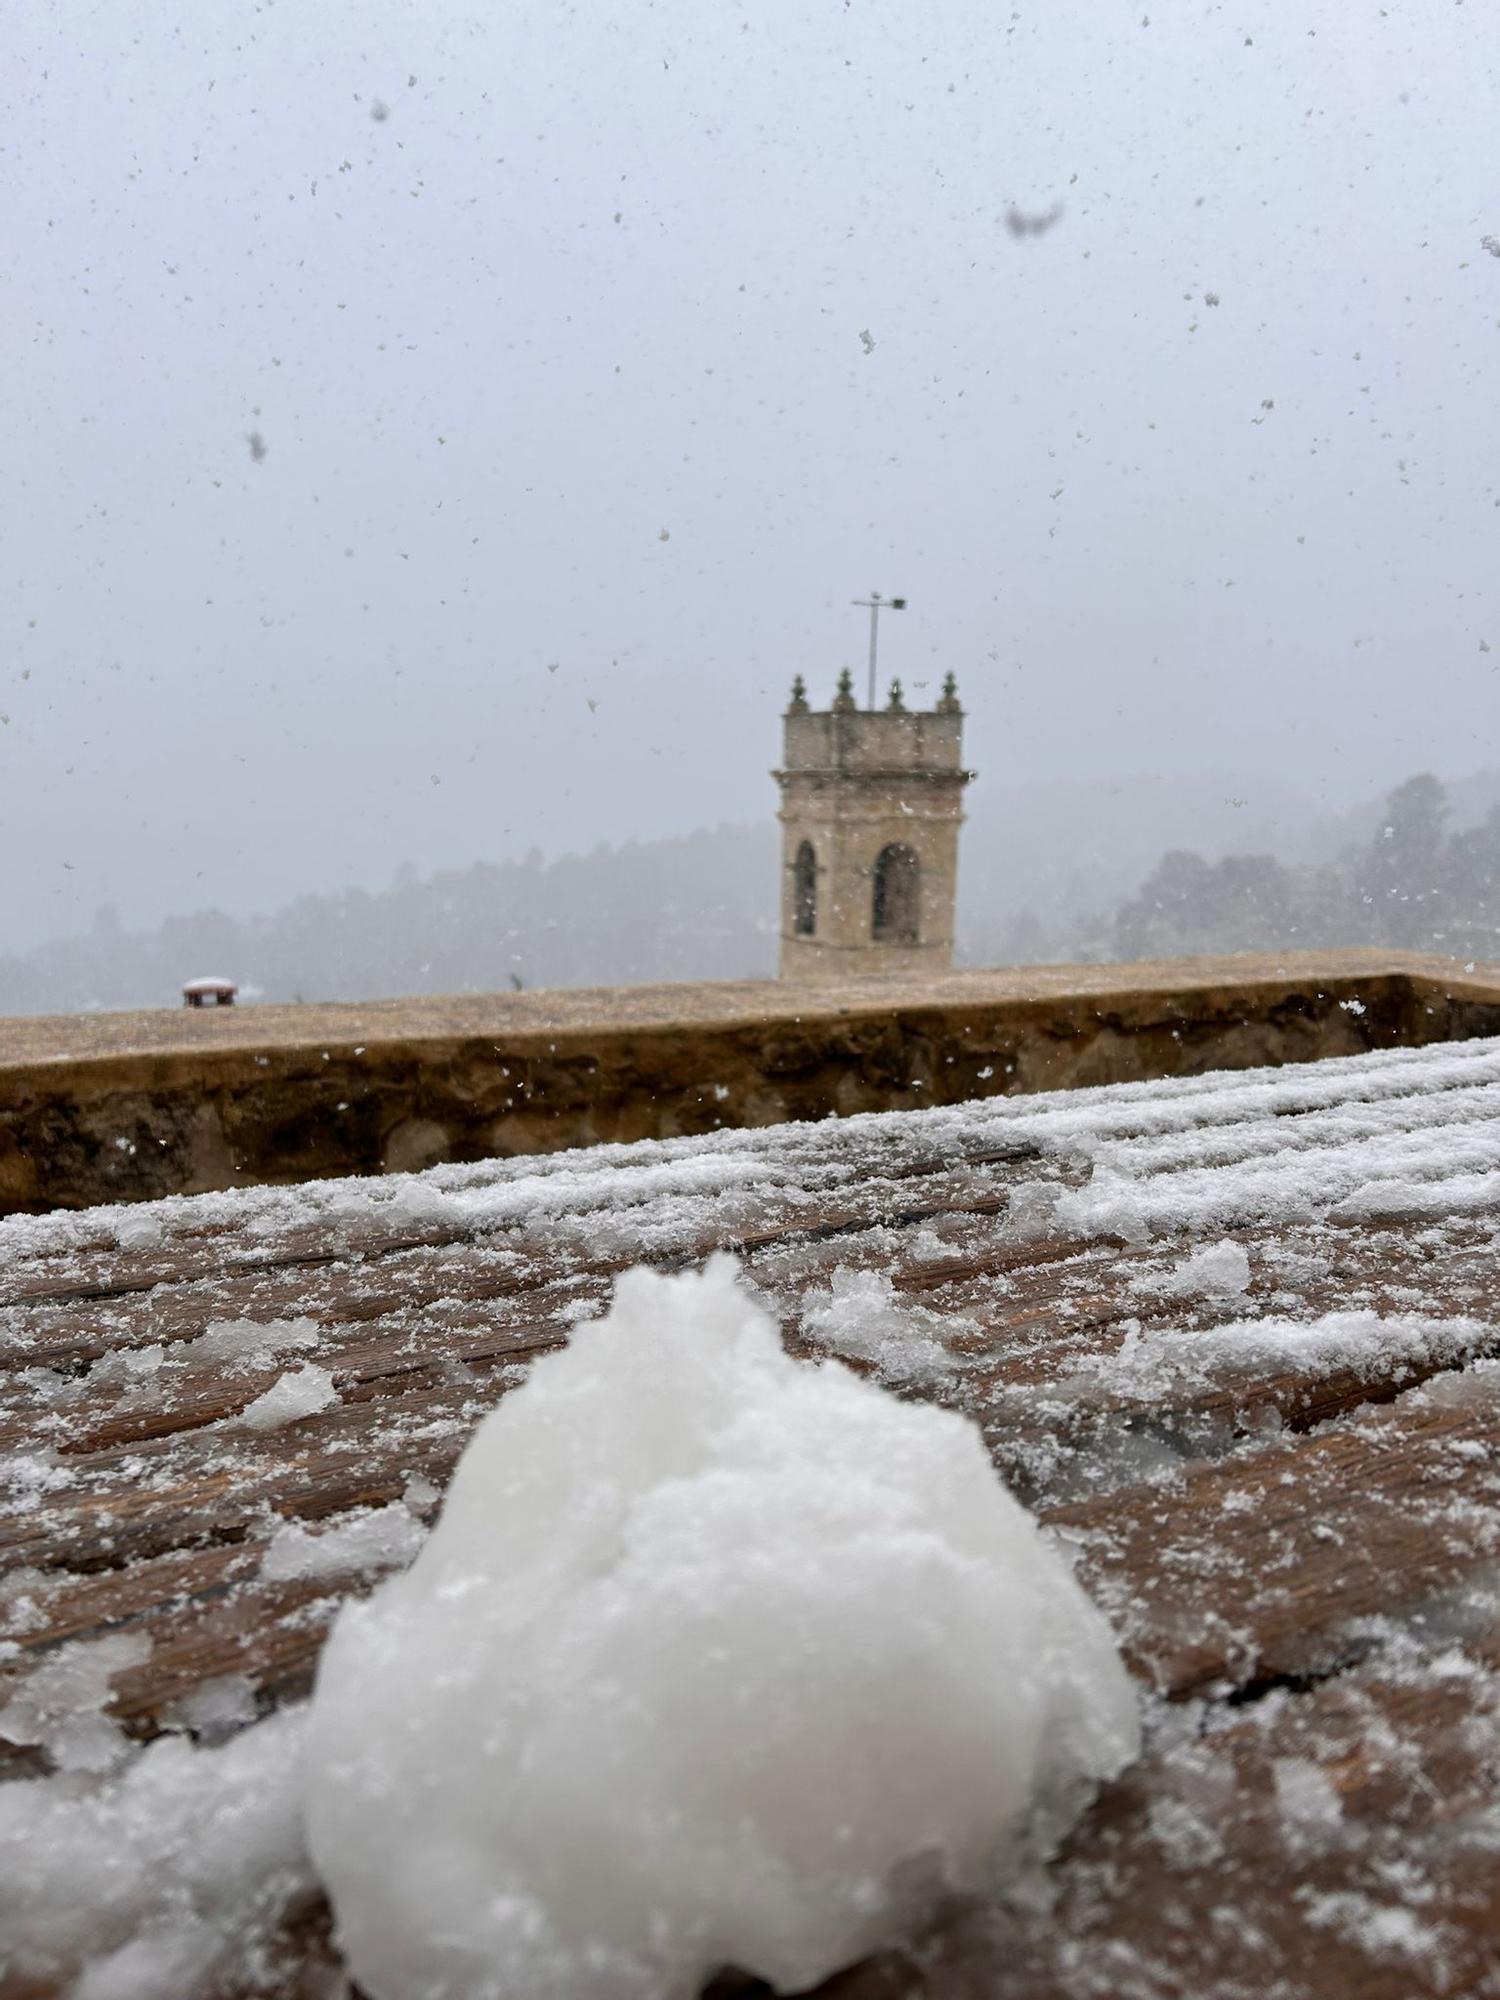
[4,0,1497,950]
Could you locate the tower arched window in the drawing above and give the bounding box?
[872,843,920,944]
[792,840,817,936]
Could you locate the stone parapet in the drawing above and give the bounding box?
[1,950,1497,1215]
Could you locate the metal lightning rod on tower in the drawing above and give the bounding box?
[851,592,907,711]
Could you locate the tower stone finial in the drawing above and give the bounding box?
[831,667,857,713]
[787,674,810,715]
[886,677,906,714]
[937,671,962,715]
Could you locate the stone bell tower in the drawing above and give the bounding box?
[774,669,973,979]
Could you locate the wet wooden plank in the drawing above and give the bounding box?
[815,1631,1500,2000]
[3,1039,1500,1998]
[0,1132,1057,1310]
[4,1207,1499,1750]
[229,1623,1500,2000]
[1056,1374,1500,1697]
[6,1205,1494,1459]
[8,1292,1500,1786]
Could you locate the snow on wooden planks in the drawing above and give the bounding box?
[2,1036,1499,1999]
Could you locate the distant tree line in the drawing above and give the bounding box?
[0,826,778,1015]
[1112,774,1500,962]
[0,774,1494,1018]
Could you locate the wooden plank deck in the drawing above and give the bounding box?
[3,1036,1499,1998]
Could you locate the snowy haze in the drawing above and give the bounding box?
[4,0,1498,956]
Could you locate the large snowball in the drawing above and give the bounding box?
[303,1257,1138,2000]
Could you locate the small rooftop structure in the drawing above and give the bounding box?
[181,977,238,1009]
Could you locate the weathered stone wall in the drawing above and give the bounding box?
[1,951,1496,1216]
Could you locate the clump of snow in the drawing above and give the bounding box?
[0,1707,310,1998]
[112,1211,163,1252]
[799,1266,959,1383]
[1062,1311,1494,1406]
[303,1258,1139,2000]
[401,1472,441,1516]
[1331,1170,1500,1225]
[384,1179,454,1227]
[259,1502,427,1585]
[0,1631,149,1774]
[1300,1888,1449,1967]
[163,1673,259,1743]
[233,1362,338,1432]
[1055,1174,1153,1245]
[1146,1792,1225,1870]
[1137,1239,1252,1301]
[1057,1105,1500,1245]
[89,1344,165,1389]
[177,1317,321,1375]
[0,1566,51,1635]
[3,1451,77,1509]
[1002,1181,1064,1241]
[1273,1756,1344,1850]
[908,1223,957,1262]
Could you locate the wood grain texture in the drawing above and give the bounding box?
[3,1036,1499,1998]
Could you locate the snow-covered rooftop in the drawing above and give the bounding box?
[2,1035,1499,1998]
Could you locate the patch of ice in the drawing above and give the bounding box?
[0,1631,149,1774]
[0,1707,310,1996]
[234,1362,338,1432]
[799,1266,958,1383]
[303,1258,1139,2000]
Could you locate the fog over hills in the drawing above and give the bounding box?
[3,767,1495,1018]
[6,1,1498,969]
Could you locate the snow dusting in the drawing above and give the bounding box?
[0,1708,311,1999]
[3,1032,1499,1998]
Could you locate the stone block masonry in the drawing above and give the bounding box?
[775,671,971,979]
[1,950,1498,1215]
